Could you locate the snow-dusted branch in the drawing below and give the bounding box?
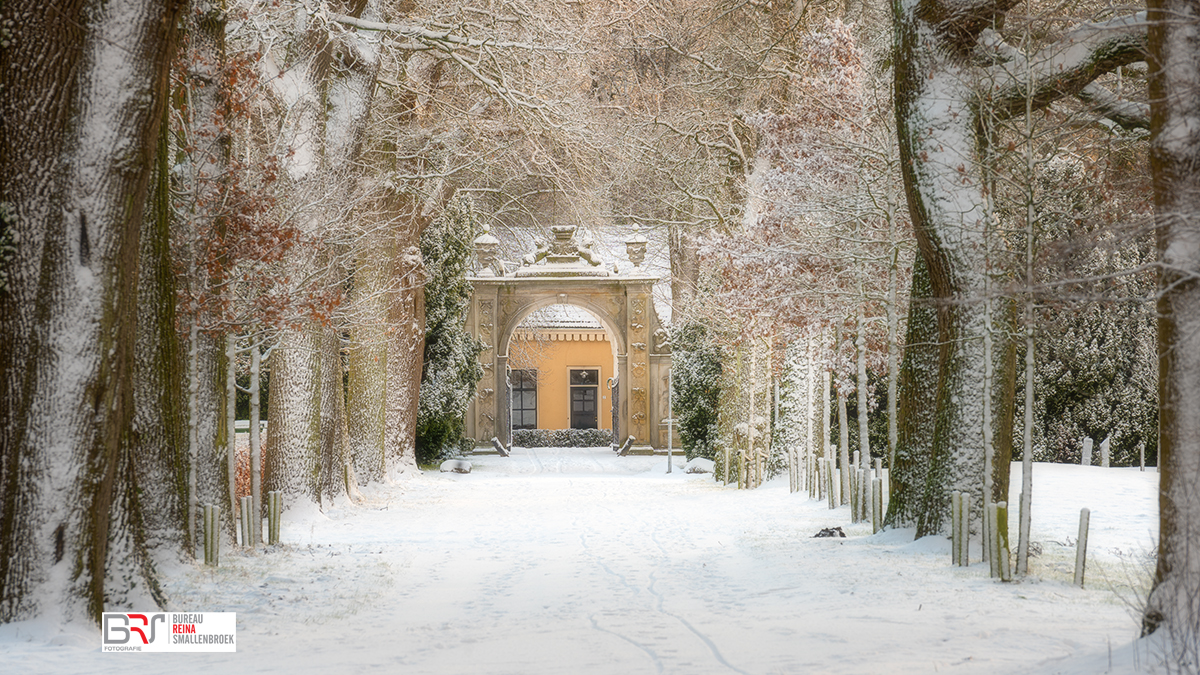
[985,13,1150,119]
[326,12,552,52]
[1075,83,1150,131]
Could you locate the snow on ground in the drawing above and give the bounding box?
[0,450,1174,674]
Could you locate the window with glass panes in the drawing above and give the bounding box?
[510,369,538,429]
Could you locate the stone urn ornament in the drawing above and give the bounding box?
[473,223,500,277]
[625,225,648,269]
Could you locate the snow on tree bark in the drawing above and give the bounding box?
[890,0,1148,536]
[105,108,191,611]
[256,0,380,501]
[1144,0,1200,650]
[0,0,184,622]
[386,247,426,476]
[346,225,390,484]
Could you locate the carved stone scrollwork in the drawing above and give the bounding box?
[632,387,646,406]
[631,361,646,377]
[632,342,646,352]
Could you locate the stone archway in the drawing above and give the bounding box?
[466,225,671,451]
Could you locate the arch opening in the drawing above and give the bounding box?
[506,304,619,435]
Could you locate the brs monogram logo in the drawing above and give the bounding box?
[103,613,167,645]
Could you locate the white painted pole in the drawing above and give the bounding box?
[666,372,673,474]
[1074,508,1091,587]
[952,490,962,566]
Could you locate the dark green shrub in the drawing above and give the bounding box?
[416,193,484,464]
[671,322,722,460]
[512,428,613,448]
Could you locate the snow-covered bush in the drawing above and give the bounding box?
[416,193,484,465]
[1016,156,1158,466]
[671,322,723,460]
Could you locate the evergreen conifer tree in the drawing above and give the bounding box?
[416,193,484,464]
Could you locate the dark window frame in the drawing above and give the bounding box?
[569,368,600,429]
[510,368,538,430]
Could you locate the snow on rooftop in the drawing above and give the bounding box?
[518,304,604,330]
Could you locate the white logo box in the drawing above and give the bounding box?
[102,612,236,652]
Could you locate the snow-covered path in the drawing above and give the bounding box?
[0,449,1167,674]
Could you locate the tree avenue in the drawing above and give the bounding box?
[0,0,1195,661]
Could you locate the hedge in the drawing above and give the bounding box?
[511,428,613,448]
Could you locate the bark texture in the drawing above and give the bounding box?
[0,0,184,622]
[889,0,1147,535]
[1144,0,1200,652]
[261,0,380,502]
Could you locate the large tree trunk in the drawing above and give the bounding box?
[109,109,191,609]
[0,0,183,623]
[346,225,391,485]
[1144,0,1200,650]
[889,1,1145,537]
[893,6,1006,535]
[386,245,426,477]
[176,0,236,550]
[260,0,379,501]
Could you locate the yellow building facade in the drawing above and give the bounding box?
[508,323,615,431]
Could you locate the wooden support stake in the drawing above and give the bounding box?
[204,504,219,567]
[1074,508,1091,588]
[951,490,962,566]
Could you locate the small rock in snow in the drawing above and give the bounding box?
[440,459,473,474]
[813,527,846,538]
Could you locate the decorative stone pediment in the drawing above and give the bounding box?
[512,224,608,277]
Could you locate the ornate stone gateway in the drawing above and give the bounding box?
[467,225,671,452]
